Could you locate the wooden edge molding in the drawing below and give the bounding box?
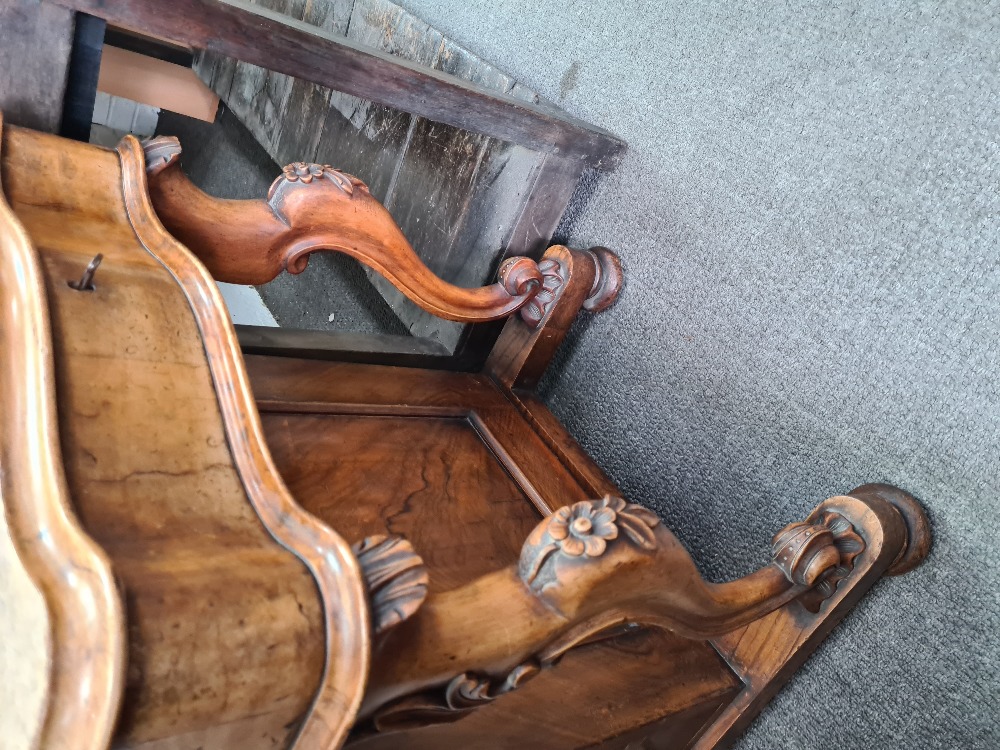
[694,486,931,749]
[115,134,372,749]
[0,113,126,750]
[141,135,556,325]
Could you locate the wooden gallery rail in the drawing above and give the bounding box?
[42,0,629,368]
[0,114,931,749]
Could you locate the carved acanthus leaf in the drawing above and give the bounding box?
[352,535,428,635]
[516,257,566,327]
[367,659,542,736]
[267,162,370,201]
[142,135,182,177]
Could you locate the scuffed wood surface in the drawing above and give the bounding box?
[1,118,126,750]
[1,126,345,748]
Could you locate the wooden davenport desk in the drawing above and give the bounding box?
[0,118,931,750]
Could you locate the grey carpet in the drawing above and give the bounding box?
[393,1,998,748]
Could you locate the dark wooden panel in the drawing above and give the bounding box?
[310,95,411,202]
[223,0,308,155]
[329,3,548,353]
[268,0,354,166]
[49,0,625,168]
[348,627,741,750]
[0,0,75,132]
[244,354,600,511]
[261,413,545,592]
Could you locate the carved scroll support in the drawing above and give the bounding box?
[695,485,933,749]
[487,244,623,390]
[771,511,865,613]
[141,136,555,324]
[360,486,930,734]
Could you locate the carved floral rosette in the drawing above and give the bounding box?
[266,161,371,225]
[519,495,661,593]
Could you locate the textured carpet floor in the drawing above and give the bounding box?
[393,2,998,748]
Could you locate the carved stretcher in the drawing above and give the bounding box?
[0,118,931,750]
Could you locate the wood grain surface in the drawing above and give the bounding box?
[262,413,545,593]
[0,116,126,750]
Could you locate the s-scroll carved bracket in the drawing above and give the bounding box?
[358,486,929,739]
[352,535,428,636]
[139,136,560,324]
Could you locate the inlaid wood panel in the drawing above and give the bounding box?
[262,413,545,592]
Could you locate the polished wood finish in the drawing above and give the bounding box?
[243,331,931,748]
[0,114,125,750]
[698,487,927,749]
[117,134,371,749]
[0,124,369,748]
[261,413,546,592]
[144,135,553,323]
[47,0,626,170]
[195,0,584,356]
[0,120,932,749]
[69,0,622,362]
[245,356,594,514]
[487,244,621,389]
[354,494,878,727]
[351,628,742,750]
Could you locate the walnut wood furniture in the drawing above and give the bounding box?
[38,0,627,367]
[0,118,932,749]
